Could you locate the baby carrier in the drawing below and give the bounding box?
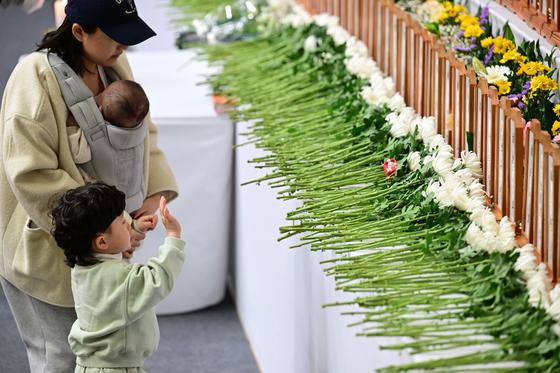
[48,53,147,213]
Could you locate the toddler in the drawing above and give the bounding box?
[50,182,184,373]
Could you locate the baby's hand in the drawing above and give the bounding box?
[133,215,158,233]
[160,196,181,239]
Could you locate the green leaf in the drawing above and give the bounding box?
[471,57,487,74]
[426,22,439,36]
[466,131,474,151]
[502,22,516,44]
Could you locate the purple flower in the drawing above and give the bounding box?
[479,6,490,25]
[521,81,531,95]
[483,44,494,65]
[455,44,476,52]
[457,30,464,38]
[506,93,526,108]
[507,93,523,100]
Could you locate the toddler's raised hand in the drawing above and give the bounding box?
[160,196,181,239]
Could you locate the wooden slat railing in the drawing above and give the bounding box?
[299,0,560,281]
[497,0,560,47]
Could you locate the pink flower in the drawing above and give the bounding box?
[384,158,397,177]
[553,135,560,143]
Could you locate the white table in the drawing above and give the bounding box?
[127,50,232,315]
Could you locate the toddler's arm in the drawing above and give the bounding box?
[123,198,185,322]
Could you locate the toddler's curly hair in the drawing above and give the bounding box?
[50,182,126,267]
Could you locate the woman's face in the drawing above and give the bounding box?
[73,24,128,67]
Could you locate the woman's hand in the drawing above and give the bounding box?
[133,215,158,233]
[131,193,161,219]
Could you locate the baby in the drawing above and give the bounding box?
[67,79,150,180]
[50,182,184,373]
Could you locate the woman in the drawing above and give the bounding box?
[0,0,178,372]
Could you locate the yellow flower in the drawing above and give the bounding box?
[553,120,560,135]
[464,24,484,38]
[481,37,493,48]
[554,104,560,117]
[516,61,551,76]
[453,4,467,15]
[458,14,479,30]
[492,36,515,54]
[437,10,450,22]
[499,49,527,65]
[526,75,558,100]
[494,80,512,95]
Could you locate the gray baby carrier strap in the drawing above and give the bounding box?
[48,53,147,213]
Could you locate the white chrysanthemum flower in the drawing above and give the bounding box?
[304,35,319,52]
[428,134,447,151]
[423,154,433,166]
[527,263,552,308]
[481,65,512,84]
[553,324,560,338]
[419,117,437,144]
[514,244,538,278]
[470,207,492,226]
[407,151,421,171]
[432,150,454,177]
[434,179,456,208]
[481,230,499,253]
[345,36,369,58]
[389,118,411,138]
[362,75,395,106]
[313,13,339,28]
[468,179,486,199]
[345,56,378,80]
[452,158,462,170]
[328,25,351,45]
[424,179,441,198]
[388,93,406,113]
[451,181,471,211]
[461,151,483,180]
[409,117,422,138]
[416,0,445,23]
[283,12,311,27]
[548,285,560,320]
[292,5,312,21]
[495,217,517,253]
[455,168,475,185]
[383,78,396,96]
[466,196,486,212]
[480,210,500,234]
[362,87,389,107]
[551,284,560,303]
[465,222,485,251]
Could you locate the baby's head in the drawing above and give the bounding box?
[95,80,150,128]
[51,182,128,267]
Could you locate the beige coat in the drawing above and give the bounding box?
[0,51,178,307]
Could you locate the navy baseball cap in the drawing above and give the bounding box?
[65,0,156,46]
